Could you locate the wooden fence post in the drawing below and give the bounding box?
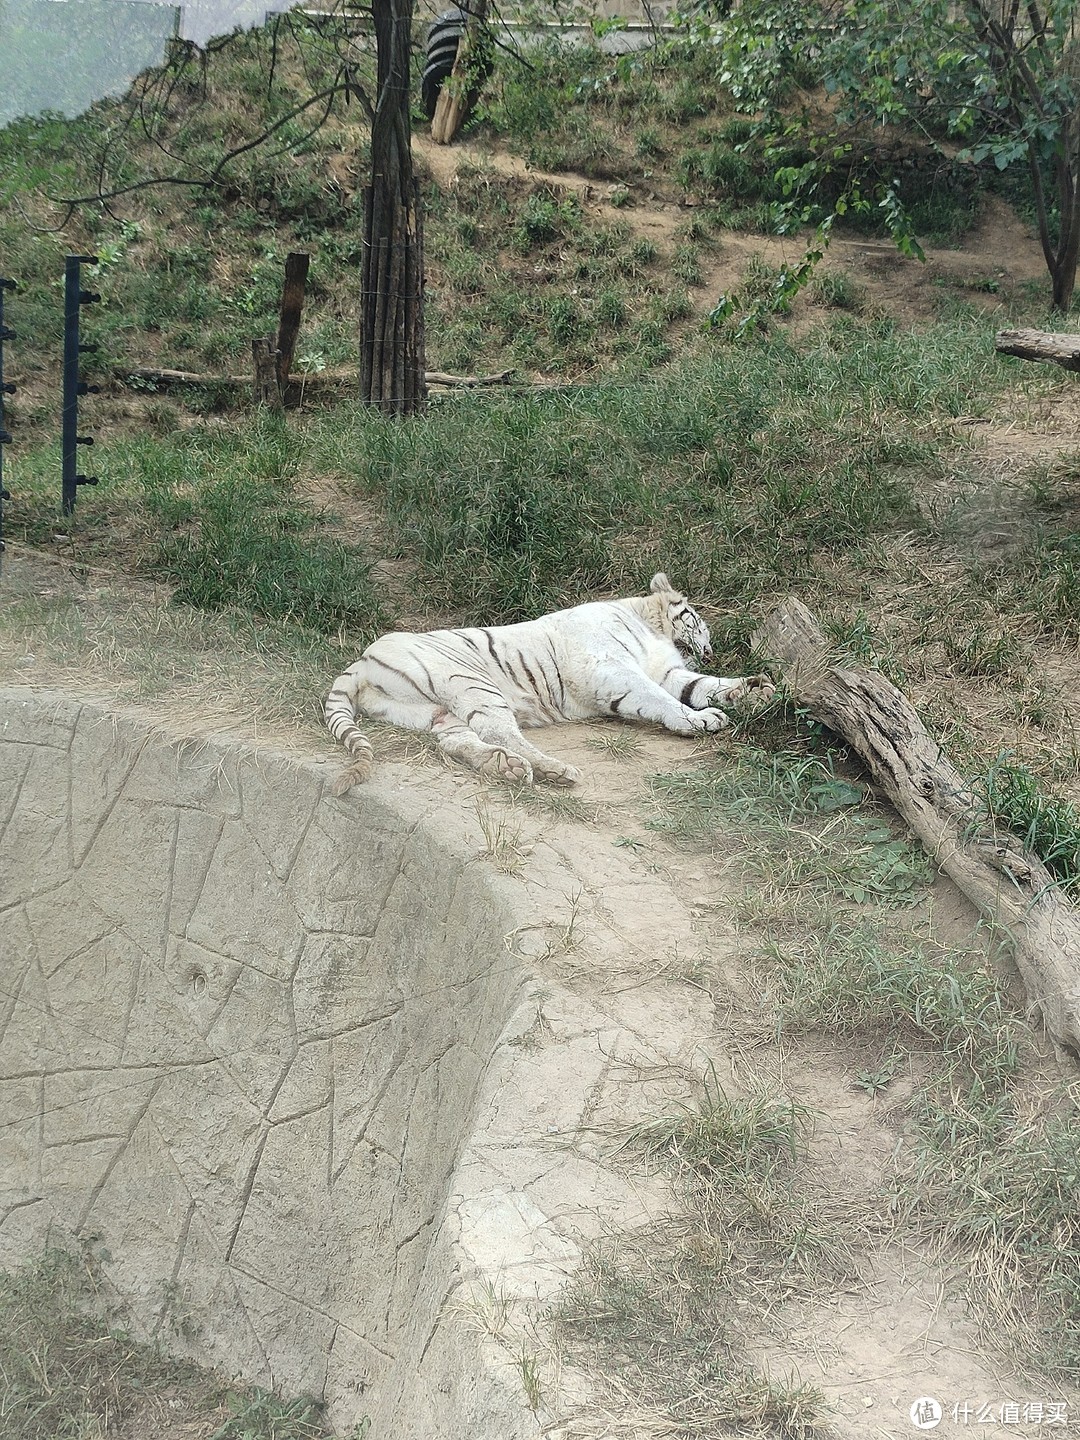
[276,252,310,404]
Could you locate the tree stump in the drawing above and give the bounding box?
[430,0,490,145]
[275,252,310,401]
[251,337,281,410]
[755,596,1080,1057]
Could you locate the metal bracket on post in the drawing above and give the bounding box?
[61,254,101,518]
[0,276,15,574]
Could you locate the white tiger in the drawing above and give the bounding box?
[324,573,774,792]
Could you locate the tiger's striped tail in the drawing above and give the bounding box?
[325,668,374,793]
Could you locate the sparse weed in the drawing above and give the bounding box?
[809,270,860,310]
[553,1070,833,1435]
[628,236,657,267]
[543,886,585,958]
[896,1090,1080,1375]
[672,242,704,287]
[476,802,529,873]
[0,1249,198,1440]
[0,1249,353,1440]
[764,923,1021,1087]
[518,1346,543,1411]
[585,726,644,759]
[648,747,933,906]
[211,1387,330,1440]
[942,625,1023,678]
[447,1279,511,1339]
[512,786,598,823]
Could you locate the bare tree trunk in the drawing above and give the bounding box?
[430,0,490,145]
[361,0,427,414]
[756,596,1080,1058]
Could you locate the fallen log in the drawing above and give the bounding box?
[116,365,517,391]
[755,596,1080,1057]
[995,328,1080,372]
[424,369,514,387]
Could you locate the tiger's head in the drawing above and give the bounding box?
[650,573,714,665]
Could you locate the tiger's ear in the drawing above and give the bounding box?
[650,572,673,594]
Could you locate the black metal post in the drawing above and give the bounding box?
[61,254,100,517]
[0,277,14,573]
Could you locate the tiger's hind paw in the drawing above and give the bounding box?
[535,760,582,787]
[479,748,534,785]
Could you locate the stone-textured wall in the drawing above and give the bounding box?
[0,690,534,1436]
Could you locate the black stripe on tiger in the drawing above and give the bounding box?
[366,655,435,699]
[546,639,566,708]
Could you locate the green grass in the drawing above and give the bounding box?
[754,892,1079,1377]
[647,745,934,906]
[0,1248,203,1440]
[5,309,1041,647]
[156,471,386,634]
[765,923,1022,1086]
[8,417,389,637]
[977,753,1080,891]
[896,1094,1080,1375]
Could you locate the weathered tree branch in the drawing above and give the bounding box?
[755,596,1080,1057]
[46,80,354,209]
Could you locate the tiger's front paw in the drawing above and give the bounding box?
[688,707,730,733]
[723,673,776,708]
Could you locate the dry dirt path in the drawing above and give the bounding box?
[414,132,1050,329]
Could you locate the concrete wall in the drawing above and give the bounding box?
[0,689,541,1437]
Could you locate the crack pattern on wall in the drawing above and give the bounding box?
[0,692,525,1421]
